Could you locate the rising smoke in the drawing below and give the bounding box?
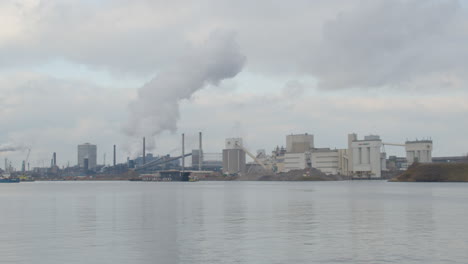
[124,31,246,151]
[0,143,27,153]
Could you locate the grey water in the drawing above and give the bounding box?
[0,181,467,264]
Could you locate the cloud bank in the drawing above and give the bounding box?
[308,0,468,90]
[0,0,468,167]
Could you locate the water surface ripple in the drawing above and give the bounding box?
[0,181,467,263]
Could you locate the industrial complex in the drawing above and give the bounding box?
[221,133,436,179]
[1,131,466,181]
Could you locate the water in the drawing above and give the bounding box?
[0,181,467,264]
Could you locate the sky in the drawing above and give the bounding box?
[1,0,467,169]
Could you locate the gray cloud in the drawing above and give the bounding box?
[124,31,246,150]
[3,0,467,91]
[307,0,468,89]
[0,1,192,74]
[0,72,130,167]
[0,0,344,75]
[0,0,467,168]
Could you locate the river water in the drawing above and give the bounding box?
[0,181,467,263]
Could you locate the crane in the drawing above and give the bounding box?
[24,148,31,172]
[234,142,270,171]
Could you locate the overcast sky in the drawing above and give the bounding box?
[1,0,467,168]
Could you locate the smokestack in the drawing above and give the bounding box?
[182,133,185,172]
[22,161,25,172]
[53,152,56,167]
[143,137,146,165]
[4,158,7,173]
[113,145,116,166]
[84,158,89,171]
[199,132,202,171]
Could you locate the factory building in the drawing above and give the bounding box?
[284,152,310,172]
[135,153,157,167]
[225,132,434,177]
[191,150,223,170]
[286,134,314,153]
[310,148,340,175]
[348,134,385,178]
[406,140,433,165]
[282,133,314,172]
[191,150,203,168]
[77,143,97,169]
[222,138,246,174]
[337,149,350,175]
[271,146,286,173]
[387,156,408,170]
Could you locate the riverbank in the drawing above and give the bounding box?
[390,162,468,182]
[202,168,345,181]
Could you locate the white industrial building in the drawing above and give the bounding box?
[310,148,340,175]
[282,133,314,172]
[248,132,434,178]
[406,140,433,165]
[286,134,314,153]
[348,134,385,178]
[77,143,97,169]
[284,152,309,172]
[222,138,246,174]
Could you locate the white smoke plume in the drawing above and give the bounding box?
[0,143,28,153]
[124,31,246,151]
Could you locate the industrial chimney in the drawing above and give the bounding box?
[182,133,185,172]
[143,137,146,165]
[199,132,202,171]
[84,158,89,171]
[53,152,57,167]
[113,145,116,166]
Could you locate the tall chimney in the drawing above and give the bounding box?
[182,133,185,172]
[143,137,146,165]
[199,132,202,171]
[113,145,116,166]
[53,152,56,167]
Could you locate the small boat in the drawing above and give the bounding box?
[129,178,143,181]
[19,175,35,182]
[0,173,20,183]
[0,177,20,183]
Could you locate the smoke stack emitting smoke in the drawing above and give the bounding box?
[125,31,246,152]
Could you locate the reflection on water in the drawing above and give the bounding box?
[1,181,467,264]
